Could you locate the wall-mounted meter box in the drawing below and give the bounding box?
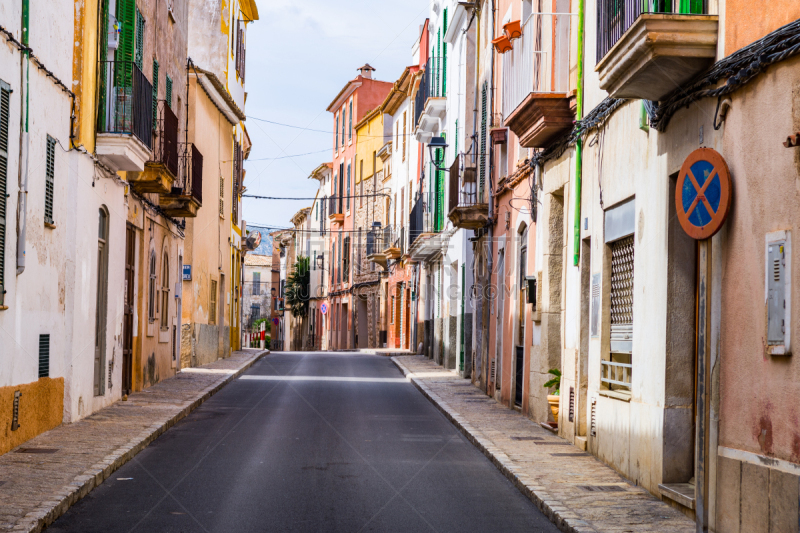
[766,231,791,356]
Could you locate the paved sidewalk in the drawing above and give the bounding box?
[393,355,695,533]
[0,349,268,533]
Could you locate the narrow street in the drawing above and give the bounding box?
[47,352,558,533]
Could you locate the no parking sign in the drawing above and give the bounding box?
[676,148,732,240]
[320,303,328,315]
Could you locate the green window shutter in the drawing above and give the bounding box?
[45,135,55,225]
[335,115,339,151]
[442,8,448,97]
[152,59,159,126]
[0,83,10,306]
[679,0,703,13]
[114,0,135,86]
[454,119,458,154]
[436,28,441,97]
[479,82,487,199]
[134,8,144,70]
[348,100,352,141]
[346,163,351,210]
[166,75,172,109]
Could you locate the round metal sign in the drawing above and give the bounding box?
[272,317,280,326]
[676,148,732,240]
[320,303,328,315]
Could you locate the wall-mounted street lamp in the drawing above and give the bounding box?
[428,136,450,173]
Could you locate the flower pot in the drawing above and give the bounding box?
[503,20,522,40]
[491,35,513,54]
[547,394,560,425]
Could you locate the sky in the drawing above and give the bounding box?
[242,0,431,232]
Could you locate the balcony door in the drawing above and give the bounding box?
[122,223,135,395]
[515,226,528,407]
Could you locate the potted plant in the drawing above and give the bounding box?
[543,368,561,425]
[503,20,522,40]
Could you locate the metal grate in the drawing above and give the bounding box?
[610,236,634,325]
[551,453,589,457]
[38,334,50,378]
[44,136,56,225]
[510,436,544,441]
[590,398,597,437]
[579,485,626,492]
[15,448,59,454]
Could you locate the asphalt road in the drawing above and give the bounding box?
[48,352,559,533]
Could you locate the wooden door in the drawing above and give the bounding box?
[122,224,135,394]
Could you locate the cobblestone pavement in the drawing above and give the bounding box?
[0,349,268,533]
[393,355,695,533]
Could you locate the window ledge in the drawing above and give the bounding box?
[0,305,8,311]
[658,483,695,510]
[599,389,632,402]
[45,222,56,229]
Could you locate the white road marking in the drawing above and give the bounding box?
[239,375,410,383]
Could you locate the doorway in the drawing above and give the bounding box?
[357,297,368,348]
[514,226,528,407]
[122,224,135,395]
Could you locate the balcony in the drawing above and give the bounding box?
[328,194,344,224]
[96,61,153,171]
[595,0,718,101]
[366,224,388,269]
[447,153,486,230]
[384,225,404,260]
[130,101,179,194]
[408,192,445,262]
[503,13,574,148]
[159,143,203,218]
[414,57,446,143]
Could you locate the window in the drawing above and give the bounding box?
[341,107,345,148]
[359,160,364,208]
[253,272,261,295]
[166,75,172,109]
[210,279,218,324]
[251,304,260,321]
[235,20,246,81]
[95,208,110,396]
[135,8,145,70]
[44,135,55,225]
[0,80,9,307]
[346,163,351,210]
[402,111,406,161]
[152,59,159,127]
[348,99,353,141]
[160,252,170,329]
[603,235,635,392]
[395,122,399,151]
[343,236,350,283]
[335,113,339,152]
[148,251,157,322]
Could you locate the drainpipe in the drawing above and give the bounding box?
[486,0,496,391]
[572,0,586,266]
[16,0,31,275]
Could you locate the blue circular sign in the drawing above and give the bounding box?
[320,303,328,315]
[676,148,732,240]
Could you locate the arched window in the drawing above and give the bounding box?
[160,252,170,329]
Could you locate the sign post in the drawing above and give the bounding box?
[676,148,732,533]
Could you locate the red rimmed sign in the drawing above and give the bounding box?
[676,148,732,240]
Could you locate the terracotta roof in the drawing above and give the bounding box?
[245,254,272,267]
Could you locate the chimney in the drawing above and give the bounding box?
[358,63,375,80]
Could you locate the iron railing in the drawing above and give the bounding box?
[502,13,572,119]
[98,61,152,149]
[173,143,203,204]
[448,153,480,213]
[597,0,707,62]
[600,360,632,390]
[409,191,440,248]
[320,197,327,235]
[329,194,343,216]
[154,100,179,177]
[414,57,445,128]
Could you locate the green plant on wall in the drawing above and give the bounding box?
[543,368,561,396]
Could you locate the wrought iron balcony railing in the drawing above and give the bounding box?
[172,143,203,204]
[597,0,707,62]
[502,13,572,120]
[154,100,180,177]
[448,153,481,213]
[97,61,153,149]
[328,194,343,217]
[414,57,446,128]
[409,191,442,248]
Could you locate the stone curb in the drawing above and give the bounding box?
[391,356,599,533]
[13,350,270,533]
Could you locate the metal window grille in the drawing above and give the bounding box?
[602,235,634,390]
[210,280,218,324]
[148,252,157,322]
[134,8,145,70]
[166,75,172,109]
[44,135,55,225]
[38,334,50,378]
[0,83,9,306]
[479,82,487,199]
[253,272,260,295]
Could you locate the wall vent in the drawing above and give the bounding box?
[38,334,50,378]
[11,390,21,431]
[568,387,575,423]
[590,398,597,437]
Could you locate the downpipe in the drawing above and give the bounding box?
[16,0,30,275]
[572,0,585,266]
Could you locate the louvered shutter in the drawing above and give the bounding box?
[610,236,634,353]
[115,0,135,86]
[0,83,9,306]
[134,8,144,70]
[442,8,448,96]
[152,60,159,127]
[166,75,172,109]
[479,82,487,199]
[39,334,50,378]
[436,28,441,97]
[45,136,56,225]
